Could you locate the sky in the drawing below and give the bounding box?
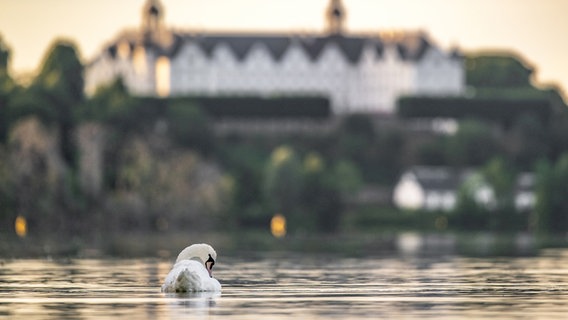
[0,0,567,96]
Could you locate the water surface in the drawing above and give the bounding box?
[2,250,568,319]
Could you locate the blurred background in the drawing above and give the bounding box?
[0,0,567,258]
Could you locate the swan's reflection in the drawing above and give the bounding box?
[163,291,221,318]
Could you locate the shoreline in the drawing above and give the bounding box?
[2,230,565,259]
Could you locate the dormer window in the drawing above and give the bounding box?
[117,41,131,60]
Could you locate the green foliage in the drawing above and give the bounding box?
[4,40,568,239]
[191,96,330,119]
[453,172,493,230]
[257,146,364,233]
[0,34,9,72]
[471,87,555,100]
[334,115,403,184]
[78,78,133,122]
[331,160,362,195]
[11,40,85,167]
[9,87,54,124]
[0,36,18,144]
[35,40,84,105]
[0,72,15,145]
[0,147,15,229]
[318,160,362,232]
[167,101,215,155]
[344,206,413,232]
[546,113,568,162]
[479,158,525,231]
[340,114,375,140]
[337,115,375,162]
[449,158,530,232]
[509,114,548,170]
[18,40,85,126]
[263,146,304,223]
[301,154,359,233]
[375,129,405,183]
[535,155,568,234]
[398,96,551,128]
[398,53,565,133]
[416,138,448,166]
[446,120,501,167]
[466,54,533,88]
[481,157,515,206]
[217,143,268,227]
[4,117,82,234]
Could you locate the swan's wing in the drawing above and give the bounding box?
[202,277,222,292]
[162,260,209,292]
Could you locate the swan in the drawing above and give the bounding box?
[161,243,222,293]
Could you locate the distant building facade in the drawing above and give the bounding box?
[85,0,465,114]
[393,166,535,212]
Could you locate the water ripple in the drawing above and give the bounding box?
[1,251,568,319]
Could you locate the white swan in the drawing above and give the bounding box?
[161,243,222,293]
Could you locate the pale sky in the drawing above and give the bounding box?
[0,0,567,96]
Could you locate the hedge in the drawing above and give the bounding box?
[171,96,331,119]
[397,96,551,127]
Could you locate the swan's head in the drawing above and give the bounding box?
[176,243,217,277]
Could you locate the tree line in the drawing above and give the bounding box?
[1,36,568,238]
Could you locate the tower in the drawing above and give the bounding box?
[142,0,165,35]
[140,0,172,47]
[326,0,346,35]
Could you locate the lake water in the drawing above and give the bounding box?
[2,250,568,319]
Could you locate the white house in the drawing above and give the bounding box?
[393,166,536,212]
[84,0,465,114]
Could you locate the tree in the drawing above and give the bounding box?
[546,112,568,162]
[5,40,86,229]
[336,114,375,164]
[375,129,405,183]
[0,35,15,144]
[331,160,362,195]
[13,40,85,167]
[78,77,132,122]
[167,101,214,155]
[301,152,328,231]
[339,114,375,140]
[417,137,448,166]
[480,157,527,231]
[0,147,15,231]
[466,54,533,88]
[446,120,502,167]
[535,155,568,234]
[220,143,267,228]
[0,34,9,72]
[301,153,362,233]
[263,146,304,230]
[453,172,492,230]
[508,114,548,170]
[482,157,515,207]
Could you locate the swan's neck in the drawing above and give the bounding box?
[189,257,204,264]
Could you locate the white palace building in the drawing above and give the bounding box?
[85,0,465,114]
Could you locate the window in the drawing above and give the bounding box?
[155,56,170,97]
[118,41,131,59]
[133,46,147,75]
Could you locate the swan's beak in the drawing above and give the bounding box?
[205,261,213,278]
[205,254,215,278]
